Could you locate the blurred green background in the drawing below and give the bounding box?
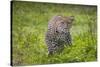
[12,1,97,66]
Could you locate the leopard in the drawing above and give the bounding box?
[45,15,74,55]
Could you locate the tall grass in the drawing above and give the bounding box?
[12,1,97,66]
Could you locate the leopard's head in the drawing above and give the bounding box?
[54,15,74,33]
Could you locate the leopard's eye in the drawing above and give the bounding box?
[61,22,64,24]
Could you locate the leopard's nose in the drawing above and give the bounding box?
[56,30,58,33]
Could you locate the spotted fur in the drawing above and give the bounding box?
[45,15,74,55]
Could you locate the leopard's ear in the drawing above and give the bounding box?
[52,15,62,19]
[70,16,74,21]
[57,15,62,18]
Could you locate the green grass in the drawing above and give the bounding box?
[12,1,97,66]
